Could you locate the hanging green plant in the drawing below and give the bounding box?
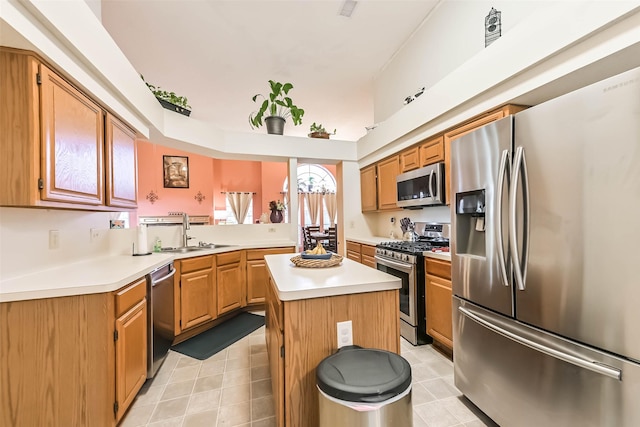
[141,75,191,116]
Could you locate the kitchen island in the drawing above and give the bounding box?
[264,253,401,427]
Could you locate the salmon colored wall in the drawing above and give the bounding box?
[136,142,338,225]
[136,140,214,219]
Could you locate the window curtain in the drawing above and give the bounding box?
[226,192,252,224]
[323,193,337,226]
[305,192,322,225]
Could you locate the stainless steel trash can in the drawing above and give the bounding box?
[316,345,412,427]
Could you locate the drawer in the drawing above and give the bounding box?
[425,258,452,280]
[361,244,376,257]
[246,247,295,260]
[346,241,361,253]
[181,255,214,274]
[217,250,242,266]
[115,278,146,317]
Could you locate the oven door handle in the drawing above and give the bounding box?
[374,255,414,274]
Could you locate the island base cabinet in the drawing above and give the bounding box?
[266,279,400,427]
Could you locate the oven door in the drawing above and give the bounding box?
[375,255,416,327]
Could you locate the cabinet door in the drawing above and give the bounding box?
[181,268,216,330]
[360,165,377,212]
[420,135,444,166]
[105,113,137,208]
[115,299,147,422]
[39,64,105,205]
[266,279,285,427]
[246,259,267,305]
[217,262,244,315]
[376,155,399,210]
[426,274,453,350]
[400,147,420,172]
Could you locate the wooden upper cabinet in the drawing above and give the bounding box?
[444,105,528,204]
[360,164,377,212]
[399,147,420,172]
[105,113,138,208]
[377,155,400,210]
[420,135,444,166]
[39,64,105,205]
[0,48,138,211]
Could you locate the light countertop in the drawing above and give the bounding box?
[345,235,451,262]
[265,253,401,301]
[0,240,296,303]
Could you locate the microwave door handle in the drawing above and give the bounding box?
[496,149,510,287]
[429,170,435,200]
[509,146,530,291]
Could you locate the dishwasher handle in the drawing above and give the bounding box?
[150,267,176,286]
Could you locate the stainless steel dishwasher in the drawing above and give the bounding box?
[146,262,175,378]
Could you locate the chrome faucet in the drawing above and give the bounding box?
[182,213,194,247]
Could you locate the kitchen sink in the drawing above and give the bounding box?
[160,244,235,253]
[160,247,206,253]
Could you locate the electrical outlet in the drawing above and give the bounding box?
[90,228,100,241]
[349,221,355,229]
[268,227,276,233]
[49,230,60,250]
[336,320,353,348]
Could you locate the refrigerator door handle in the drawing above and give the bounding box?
[458,306,622,380]
[429,170,435,201]
[509,146,530,291]
[496,149,510,287]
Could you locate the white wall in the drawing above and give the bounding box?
[375,1,541,123]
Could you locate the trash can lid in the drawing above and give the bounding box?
[316,346,411,403]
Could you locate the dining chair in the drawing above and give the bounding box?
[326,225,338,253]
[302,226,313,251]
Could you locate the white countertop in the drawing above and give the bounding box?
[0,240,296,303]
[345,235,451,262]
[265,253,401,301]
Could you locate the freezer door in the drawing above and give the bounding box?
[513,66,640,362]
[451,116,513,316]
[453,297,639,427]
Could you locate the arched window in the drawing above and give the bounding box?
[283,164,336,226]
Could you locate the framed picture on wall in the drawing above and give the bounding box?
[163,155,189,188]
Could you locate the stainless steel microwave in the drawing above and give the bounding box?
[396,162,445,208]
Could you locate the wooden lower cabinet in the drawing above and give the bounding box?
[266,276,399,427]
[216,251,246,315]
[0,276,147,426]
[345,240,377,268]
[114,279,147,422]
[178,255,216,332]
[246,247,295,305]
[425,257,453,351]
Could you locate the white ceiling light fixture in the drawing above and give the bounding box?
[338,0,358,18]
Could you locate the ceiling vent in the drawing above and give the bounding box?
[339,0,358,18]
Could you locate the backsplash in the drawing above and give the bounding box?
[374,206,452,239]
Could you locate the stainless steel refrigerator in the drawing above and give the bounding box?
[451,66,640,427]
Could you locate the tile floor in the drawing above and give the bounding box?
[120,325,497,427]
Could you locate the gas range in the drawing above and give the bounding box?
[375,239,449,263]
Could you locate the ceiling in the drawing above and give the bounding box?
[101,0,439,142]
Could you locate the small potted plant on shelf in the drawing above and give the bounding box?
[249,80,304,135]
[308,122,336,139]
[141,75,191,117]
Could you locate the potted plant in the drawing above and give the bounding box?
[141,75,191,117]
[249,80,304,135]
[308,122,336,139]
